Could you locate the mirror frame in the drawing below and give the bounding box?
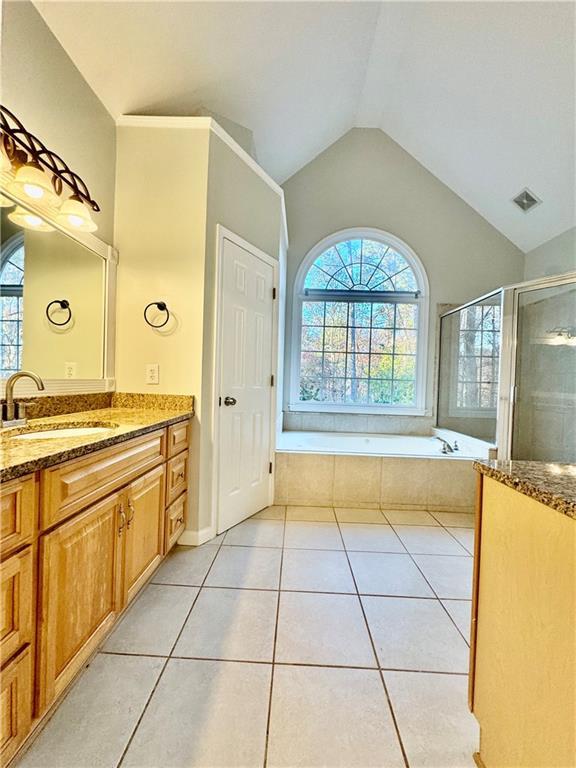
[0,188,117,396]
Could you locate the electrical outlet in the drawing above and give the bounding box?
[64,362,77,379]
[145,363,160,385]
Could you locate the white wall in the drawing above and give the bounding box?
[1,0,116,244]
[282,128,525,433]
[524,227,576,280]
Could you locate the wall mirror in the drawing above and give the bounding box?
[0,193,115,387]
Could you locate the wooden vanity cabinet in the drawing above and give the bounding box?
[36,491,125,711]
[1,647,32,764]
[123,464,166,604]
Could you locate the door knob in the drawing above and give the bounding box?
[223,396,237,406]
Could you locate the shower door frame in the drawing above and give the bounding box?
[496,270,576,460]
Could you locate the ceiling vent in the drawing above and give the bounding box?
[513,188,541,213]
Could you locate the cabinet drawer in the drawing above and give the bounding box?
[166,451,188,506]
[41,430,165,530]
[1,646,32,765]
[1,548,34,666]
[165,493,187,553]
[167,421,190,458]
[1,475,37,559]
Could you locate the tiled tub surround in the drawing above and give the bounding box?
[275,452,476,511]
[16,504,478,768]
[474,459,576,518]
[0,405,193,482]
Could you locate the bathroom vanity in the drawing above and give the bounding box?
[0,402,192,764]
[470,460,576,768]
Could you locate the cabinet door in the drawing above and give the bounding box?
[1,547,34,666]
[1,646,32,765]
[124,465,165,604]
[37,492,124,711]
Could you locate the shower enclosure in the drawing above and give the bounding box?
[437,272,576,462]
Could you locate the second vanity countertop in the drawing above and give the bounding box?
[0,406,193,483]
[474,459,576,520]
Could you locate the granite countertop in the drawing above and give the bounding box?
[0,406,193,482]
[474,459,576,519]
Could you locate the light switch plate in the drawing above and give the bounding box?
[64,362,77,379]
[145,363,160,385]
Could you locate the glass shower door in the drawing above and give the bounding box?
[511,281,576,462]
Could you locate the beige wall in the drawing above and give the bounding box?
[22,228,105,378]
[282,128,525,432]
[0,0,116,243]
[524,226,576,280]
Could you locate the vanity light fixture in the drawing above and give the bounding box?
[0,193,14,208]
[8,205,55,232]
[0,105,100,232]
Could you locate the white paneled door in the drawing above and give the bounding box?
[217,236,275,534]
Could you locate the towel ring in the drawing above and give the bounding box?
[144,301,170,328]
[46,299,72,326]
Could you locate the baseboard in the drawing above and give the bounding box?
[177,526,216,547]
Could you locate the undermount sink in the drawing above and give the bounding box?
[11,425,116,440]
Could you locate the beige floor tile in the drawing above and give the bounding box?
[393,525,469,555]
[286,505,336,522]
[102,584,198,656]
[446,527,475,554]
[151,542,219,586]
[267,666,405,767]
[19,654,164,768]
[384,671,479,767]
[383,509,440,526]
[413,555,473,599]
[280,549,355,593]
[432,511,475,528]
[275,592,376,667]
[122,659,271,768]
[340,523,406,553]
[348,552,434,597]
[174,588,277,662]
[363,596,470,672]
[252,505,286,520]
[441,600,473,643]
[224,518,284,547]
[335,507,387,524]
[205,546,282,590]
[284,521,343,550]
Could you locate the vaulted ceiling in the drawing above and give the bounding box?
[34,1,575,252]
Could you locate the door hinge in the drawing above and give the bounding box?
[218,396,222,407]
[272,287,277,300]
[269,461,273,474]
[270,374,274,387]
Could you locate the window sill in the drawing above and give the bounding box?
[288,402,428,417]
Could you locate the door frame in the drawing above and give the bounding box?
[212,225,279,534]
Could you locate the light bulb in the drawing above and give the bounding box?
[8,163,61,208]
[0,193,15,208]
[8,205,55,231]
[56,196,97,232]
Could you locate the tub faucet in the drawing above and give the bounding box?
[436,436,454,454]
[2,371,45,427]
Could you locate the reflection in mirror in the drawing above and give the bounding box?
[1,205,105,380]
[437,291,503,442]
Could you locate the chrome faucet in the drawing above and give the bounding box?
[435,436,455,454]
[2,371,45,427]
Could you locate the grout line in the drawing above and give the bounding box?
[333,514,411,768]
[263,510,287,767]
[115,533,226,767]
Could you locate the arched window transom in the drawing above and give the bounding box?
[291,229,428,413]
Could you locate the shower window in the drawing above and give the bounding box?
[0,233,25,378]
[291,229,429,414]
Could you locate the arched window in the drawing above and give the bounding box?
[291,228,428,414]
[1,233,25,378]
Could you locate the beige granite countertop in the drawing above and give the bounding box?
[474,460,576,519]
[0,406,193,482]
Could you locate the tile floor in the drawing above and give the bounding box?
[20,505,479,768]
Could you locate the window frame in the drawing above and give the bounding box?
[289,228,429,415]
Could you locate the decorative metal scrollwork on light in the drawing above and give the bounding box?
[144,301,170,328]
[46,299,72,327]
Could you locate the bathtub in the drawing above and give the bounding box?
[276,428,492,460]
